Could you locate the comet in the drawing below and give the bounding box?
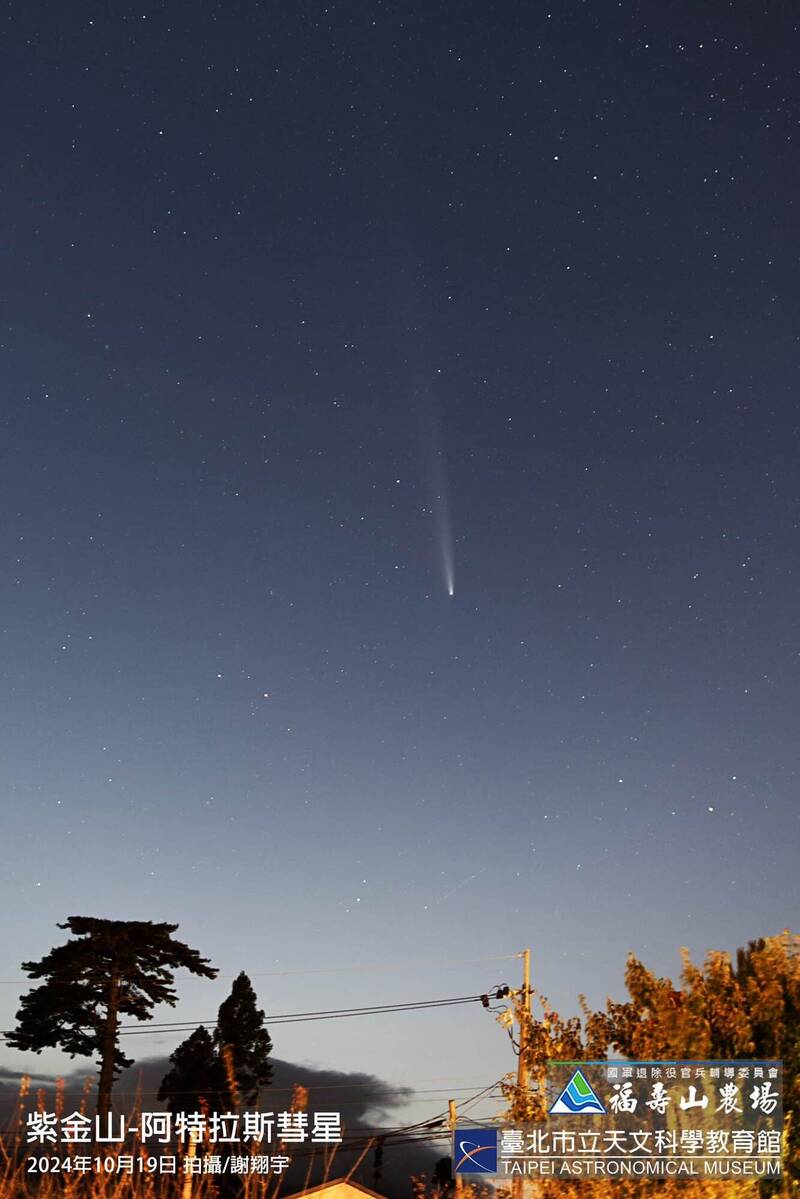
[424,401,456,597]
[435,483,455,597]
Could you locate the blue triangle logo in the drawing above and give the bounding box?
[549,1069,606,1115]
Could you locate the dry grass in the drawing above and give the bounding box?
[0,1077,374,1199]
[4,1078,793,1199]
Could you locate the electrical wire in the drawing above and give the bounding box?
[284,1081,505,1161]
[0,953,523,986]
[0,992,493,1040]
[121,994,483,1029]
[74,1082,501,1100]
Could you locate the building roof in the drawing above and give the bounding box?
[283,1179,388,1199]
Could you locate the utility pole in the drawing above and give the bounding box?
[513,949,532,1199]
[516,948,531,1112]
[448,1099,461,1196]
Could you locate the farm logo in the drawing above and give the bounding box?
[549,1068,606,1115]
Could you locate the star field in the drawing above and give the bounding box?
[1,0,798,1097]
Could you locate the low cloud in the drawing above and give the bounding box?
[0,1057,447,1197]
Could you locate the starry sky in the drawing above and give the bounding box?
[1,0,798,1127]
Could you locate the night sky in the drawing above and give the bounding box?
[2,0,798,1127]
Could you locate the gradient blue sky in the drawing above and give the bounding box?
[1,0,798,1128]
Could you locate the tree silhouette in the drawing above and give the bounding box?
[157,1026,228,1114]
[214,971,273,1106]
[432,1155,453,1196]
[6,916,217,1118]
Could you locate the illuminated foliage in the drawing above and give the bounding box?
[499,932,799,1197]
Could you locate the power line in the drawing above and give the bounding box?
[69,1084,501,1100]
[0,992,492,1040]
[285,1081,505,1161]
[122,995,482,1030]
[279,1083,501,1157]
[117,994,484,1028]
[92,1074,498,1097]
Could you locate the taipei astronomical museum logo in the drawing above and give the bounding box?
[454,1129,499,1173]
